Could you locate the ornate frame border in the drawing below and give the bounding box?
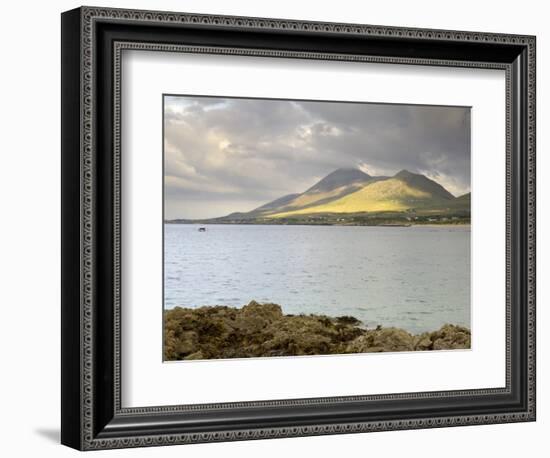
[62,6,536,450]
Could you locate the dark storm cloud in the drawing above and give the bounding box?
[164,95,470,219]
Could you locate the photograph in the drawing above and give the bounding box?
[163,95,472,361]
[57,4,537,451]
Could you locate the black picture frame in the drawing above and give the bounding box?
[61,6,536,450]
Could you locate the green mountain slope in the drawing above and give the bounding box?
[172,168,470,224]
[251,168,375,215]
[393,170,455,200]
[268,170,458,218]
[303,167,372,193]
[251,193,301,212]
[456,192,471,203]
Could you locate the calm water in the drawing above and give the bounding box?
[164,224,470,334]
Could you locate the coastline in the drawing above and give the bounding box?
[164,301,471,361]
[414,223,471,228]
[165,221,471,228]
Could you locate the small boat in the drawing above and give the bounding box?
[198,227,207,232]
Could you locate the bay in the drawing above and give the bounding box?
[164,224,470,334]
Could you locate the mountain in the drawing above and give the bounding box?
[267,169,459,218]
[173,167,470,224]
[434,191,470,214]
[252,193,301,212]
[456,192,471,203]
[250,168,376,215]
[393,170,455,200]
[304,167,372,193]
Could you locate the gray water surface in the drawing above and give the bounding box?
[164,224,470,334]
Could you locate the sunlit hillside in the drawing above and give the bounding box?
[168,168,470,225]
[256,167,374,213]
[269,178,436,217]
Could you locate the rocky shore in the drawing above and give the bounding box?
[164,301,471,361]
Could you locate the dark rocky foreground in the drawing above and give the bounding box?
[164,301,471,361]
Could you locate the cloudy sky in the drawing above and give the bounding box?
[164,95,470,220]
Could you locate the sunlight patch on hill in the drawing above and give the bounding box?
[268,179,432,217]
[275,183,364,210]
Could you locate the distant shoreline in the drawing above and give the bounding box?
[164,301,471,361]
[418,223,471,228]
[165,220,471,228]
[165,168,470,228]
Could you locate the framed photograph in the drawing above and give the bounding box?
[61,6,536,450]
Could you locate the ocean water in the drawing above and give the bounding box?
[164,224,470,334]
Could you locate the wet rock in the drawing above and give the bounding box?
[242,300,283,320]
[260,315,338,356]
[414,334,433,351]
[185,351,204,360]
[336,315,362,326]
[163,301,471,360]
[430,324,471,350]
[346,327,415,353]
[175,330,198,355]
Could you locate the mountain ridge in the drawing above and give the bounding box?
[168,167,470,225]
[304,167,372,193]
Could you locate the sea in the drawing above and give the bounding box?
[164,224,470,334]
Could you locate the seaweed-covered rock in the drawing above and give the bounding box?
[414,334,433,351]
[163,301,471,360]
[412,325,471,351]
[260,315,338,356]
[345,327,415,353]
[430,324,471,350]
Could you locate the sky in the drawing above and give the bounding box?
[164,95,471,220]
